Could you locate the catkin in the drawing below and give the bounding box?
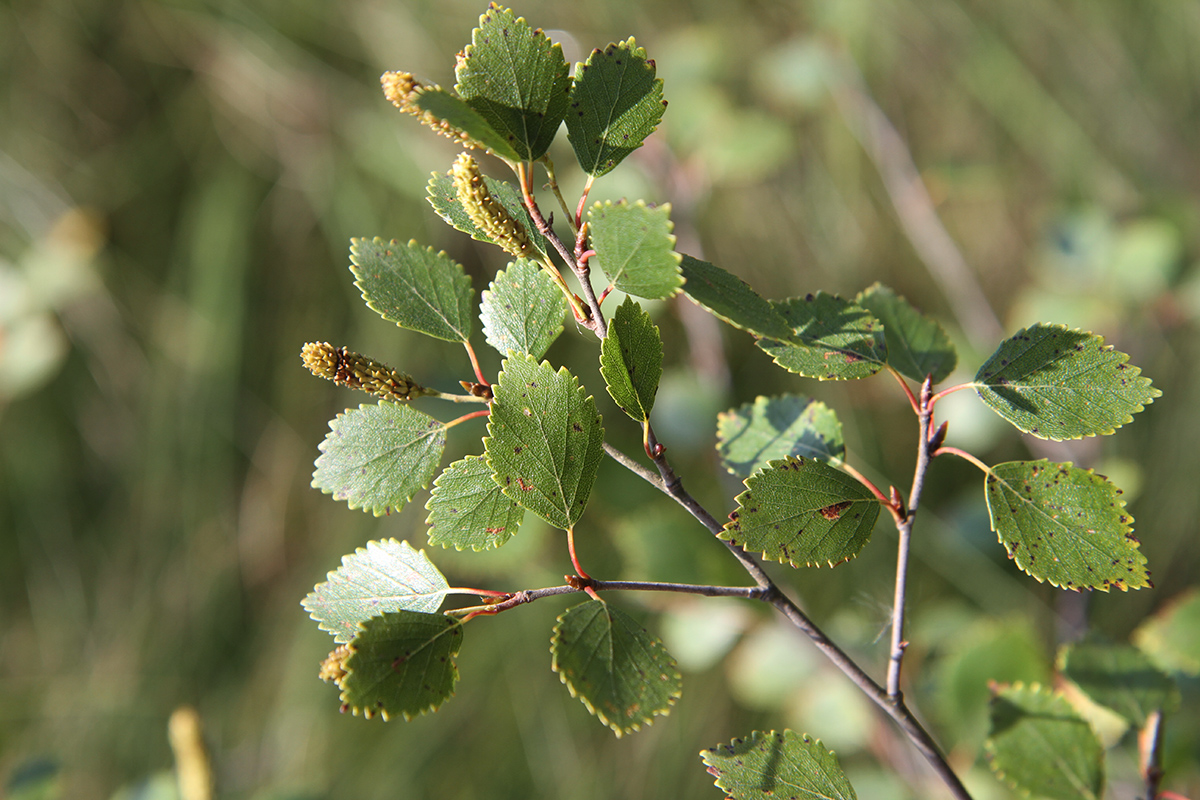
[301,342,430,403]
[450,153,534,258]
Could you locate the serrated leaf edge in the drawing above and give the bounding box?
[699,730,852,800]
[589,199,684,296]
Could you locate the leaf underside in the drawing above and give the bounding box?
[600,297,663,422]
[425,455,525,551]
[350,238,474,343]
[757,293,888,380]
[587,200,682,300]
[480,258,566,361]
[717,394,845,479]
[856,282,956,384]
[700,730,858,800]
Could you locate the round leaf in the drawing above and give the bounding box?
[717,394,844,479]
[756,293,888,380]
[984,460,1149,591]
[480,259,566,360]
[721,456,881,568]
[425,455,525,551]
[312,403,446,516]
[973,323,1159,440]
[855,282,956,384]
[587,200,682,300]
[599,297,663,422]
[551,599,682,737]
[350,238,474,343]
[700,730,857,800]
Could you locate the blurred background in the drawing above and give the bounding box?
[2,0,1198,798]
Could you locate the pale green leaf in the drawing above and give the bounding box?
[340,611,463,721]
[425,455,525,551]
[484,354,604,529]
[454,4,570,161]
[984,460,1149,591]
[303,539,451,643]
[678,254,791,339]
[721,456,880,568]
[855,282,956,383]
[551,599,681,736]
[426,171,548,259]
[973,324,1160,440]
[480,259,566,360]
[757,293,888,380]
[566,38,665,177]
[1059,637,1180,725]
[985,683,1105,800]
[588,200,682,299]
[1133,588,1200,676]
[717,395,844,479]
[407,86,521,162]
[312,403,446,516]
[599,297,663,422]
[700,730,857,800]
[349,238,473,343]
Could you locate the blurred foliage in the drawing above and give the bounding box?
[1,0,1198,798]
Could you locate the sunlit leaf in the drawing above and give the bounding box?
[588,200,682,299]
[426,455,525,551]
[700,730,857,800]
[757,293,888,380]
[484,354,604,529]
[551,599,681,736]
[600,297,662,422]
[312,403,446,516]
[855,282,956,384]
[721,456,880,567]
[303,539,451,643]
[480,259,566,360]
[717,394,844,479]
[454,4,570,161]
[427,171,549,259]
[1059,637,1180,725]
[349,238,473,343]
[1133,588,1200,676]
[566,38,665,177]
[973,324,1159,440]
[984,460,1149,591]
[985,683,1104,800]
[340,611,463,721]
[678,254,790,339]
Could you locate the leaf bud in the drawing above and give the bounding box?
[301,342,432,403]
[450,153,534,259]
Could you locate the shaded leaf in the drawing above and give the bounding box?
[973,324,1159,440]
[407,86,522,162]
[588,200,682,299]
[855,282,956,383]
[303,539,451,643]
[350,238,473,343]
[1059,637,1180,725]
[480,259,566,360]
[425,455,525,551]
[484,354,604,529]
[985,683,1104,800]
[551,599,681,736]
[717,395,844,479]
[427,172,548,259]
[721,456,880,568]
[984,460,1149,591]
[678,254,790,339]
[1132,588,1200,676]
[566,38,665,177]
[340,611,463,721]
[599,297,663,422]
[700,730,857,800]
[757,293,888,380]
[312,403,446,516]
[454,4,570,161]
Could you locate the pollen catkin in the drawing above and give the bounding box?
[381,71,478,148]
[301,342,430,403]
[319,644,352,686]
[450,152,533,258]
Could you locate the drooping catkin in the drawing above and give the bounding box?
[381,71,480,149]
[450,152,534,259]
[301,342,430,403]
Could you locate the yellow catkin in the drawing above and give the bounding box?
[450,153,533,258]
[381,71,477,148]
[319,644,352,686]
[301,342,430,403]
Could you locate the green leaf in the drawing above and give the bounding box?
[340,611,463,721]
[425,455,525,551]
[678,254,791,339]
[985,683,1104,800]
[1133,588,1200,676]
[427,171,548,259]
[551,599,682,736]
[587,200,682,299]
[480,258,566,360]
[303,539,451,643]
[757,293,888,380]
[855,283,956,384]
[599,297,663,422]
[566,38,666,177]
[1059,637,1180,725]
[312,403,446,516]
[349,238,474,343]
[973,324,1160,440]
[984,460,1149,591]
[407,86,521,162]
[700,730,857,800]
[721,456,881,568]
[717,395,845,479]
[454,4,571,161]
[484,354,604,529]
